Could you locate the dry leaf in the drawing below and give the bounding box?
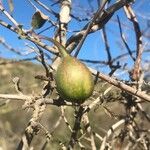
[31,11,48,29]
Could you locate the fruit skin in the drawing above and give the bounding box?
[55,56,94,103]
[39,36,94,103]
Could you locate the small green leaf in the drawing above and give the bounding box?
[31,11,48,29]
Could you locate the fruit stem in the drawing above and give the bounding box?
[39,36,69,58]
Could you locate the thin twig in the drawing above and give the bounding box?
[34,0,59,17]
[74,0,108,57]
[0,4,19,27]
[17,99,46,150]
[100,119,125,150]
[117,15,135,61]
[82,113,96,150]
[67,106,84,149]
[0,20,59,55]
[124,4,143,82]
[66,0,134,53]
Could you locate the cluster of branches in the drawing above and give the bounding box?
[0,0,150,149]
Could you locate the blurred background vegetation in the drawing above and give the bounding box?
[0,0,150,149]
[0,60,149,149]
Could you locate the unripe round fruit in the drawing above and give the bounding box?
[40,36,94,103]
[55,56,94,103]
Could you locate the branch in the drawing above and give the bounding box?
[0,4,19,27]
[100,119,125,150]
[89,68,150,102]
[67,106,84,149]
[0,94,79,106]
[0,94,31,101]
[74,0,108,57]
[17,99,46,150]
[0,20,59,55]
[124,5,143,82]
[117,16,135,61]
[82,113,96,150]
[66,0,134,52]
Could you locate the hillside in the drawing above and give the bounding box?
[0,59,149,150]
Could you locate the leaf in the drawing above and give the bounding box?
[31,11,49,29]
[7,0,14,14]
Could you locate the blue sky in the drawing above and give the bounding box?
[0,0,150,79]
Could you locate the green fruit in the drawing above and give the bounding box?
[55,56,94,103]
[41,36,94,103]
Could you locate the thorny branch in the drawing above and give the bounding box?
[0,0,149,149]
[124,4,143,82]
